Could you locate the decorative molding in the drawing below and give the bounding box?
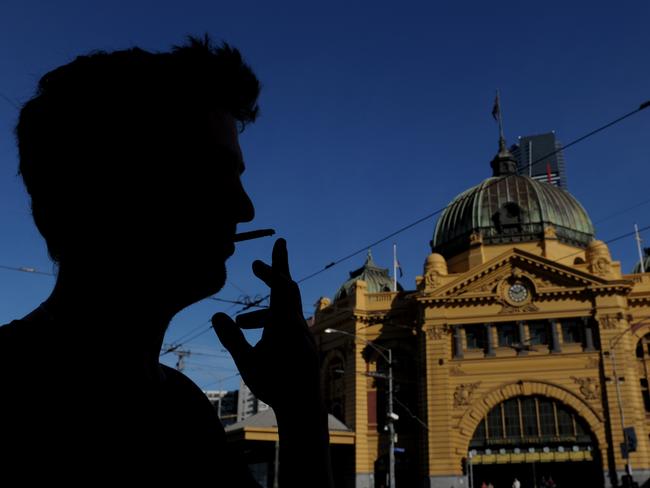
[449,364,466,376]
[425,272,443,289]
[469,232,483,245]
[453,382,481,407]
[544,226,557,239]
[585,357,600,369]
[571,376,600,401]
[496,298,539,314]
[591,257,612,277]
[598,313,625,330]
[426,324,451,340]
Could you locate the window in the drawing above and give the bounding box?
[528,320,550,346]
[538,398,555,436]
[470,396,593,448]
[641,379,650,413]
[498,323,517,347]
[557,406,573,436]
[487,406,503,439]
[561,319,583,344]
[503,398,521,437]
[636,334,650,413]
[465,325,486,350]
[521,397,538,436]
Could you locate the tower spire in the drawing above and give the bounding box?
[490,90,518,176]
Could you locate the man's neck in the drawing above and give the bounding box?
[40,264,180,384]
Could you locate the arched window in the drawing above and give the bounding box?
[635,333,650,413]
[470,396,592,449]
[324,353,346,421]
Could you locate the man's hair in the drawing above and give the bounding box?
[16,36,260,263]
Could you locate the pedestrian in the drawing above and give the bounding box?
[1,35,333,487]
[513,478,521,488]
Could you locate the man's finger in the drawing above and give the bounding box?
[252,260,272,287]
[236,309,269,329]
[272,238,292,280]
[211,312,253,364]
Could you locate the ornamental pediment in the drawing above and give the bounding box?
[421,249,629,302]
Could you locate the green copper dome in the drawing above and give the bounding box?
[334,251,402,301]
[432,145,595,258]
[633,248,650,273]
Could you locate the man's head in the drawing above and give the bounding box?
[16,36,260,301]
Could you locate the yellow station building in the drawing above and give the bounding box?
[312,137,650,488]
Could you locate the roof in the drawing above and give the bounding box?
[432,174,594,258]
[633,248,650,274]
[225,408,351,432]
[333,250,402,301]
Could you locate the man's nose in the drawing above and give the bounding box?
[238,188,255,223]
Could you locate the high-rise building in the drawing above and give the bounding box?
[510,132,568,188]
[205,389,239,426]
[237,378,269,422]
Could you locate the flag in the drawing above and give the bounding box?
[396,259,404,278]
[546,162,552,184]
[491,91,500,122]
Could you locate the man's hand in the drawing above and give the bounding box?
[211,238,319,413]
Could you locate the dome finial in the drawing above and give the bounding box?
[490,90,518,176]
[492,89,506,149]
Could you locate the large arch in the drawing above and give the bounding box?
[457,380,607,455]
[631,320,650,342]
[321,349,347,422]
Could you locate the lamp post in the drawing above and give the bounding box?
[325,328,397,488]
[607,317,650,485]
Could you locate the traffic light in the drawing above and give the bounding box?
[624,427,638,453]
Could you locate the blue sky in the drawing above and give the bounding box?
[1,0,649,391]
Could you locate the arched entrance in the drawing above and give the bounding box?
[467,395,603,488]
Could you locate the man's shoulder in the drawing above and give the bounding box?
[0,319,32,354]
[158,364,220,423]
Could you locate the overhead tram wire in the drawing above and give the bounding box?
[593,197,650,225]
[549,223,650,266]
[0,264,54,276]
[290,99,650,286]
[4,102,649,356]
[160,100,650,354]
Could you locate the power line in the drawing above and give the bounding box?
[593,197,650,225]
[6,101,650,357]
[0,264,54,276]
[290,100,650,286]
[0,92,19,110]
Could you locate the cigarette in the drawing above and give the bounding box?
[233,228,276,242]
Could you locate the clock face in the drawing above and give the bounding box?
[508,283,529,303]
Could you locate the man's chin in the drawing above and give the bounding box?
[179,263,227,304]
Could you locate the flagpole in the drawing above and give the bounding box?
[635,223,645,273]
[393,243,397,292]
[496,89,505,143]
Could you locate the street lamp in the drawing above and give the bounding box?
[324,328,397,488]
[608,318,650,486]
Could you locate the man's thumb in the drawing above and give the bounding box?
[211,312,252,361]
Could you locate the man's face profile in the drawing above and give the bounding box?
[163,110,254,302]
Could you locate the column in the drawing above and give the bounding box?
[485,323,495,357]
[517,321,528,356]
[454,327,464,359]
[583,317,595,352]
[550,319,561,353]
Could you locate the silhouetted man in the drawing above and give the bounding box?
[1,37,332,486]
